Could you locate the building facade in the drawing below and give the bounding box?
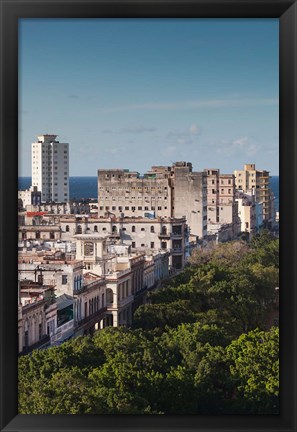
[31,134,69,203]
[234,164,275,225]
[18,186,42,209]
[97,162,207,239]
[235,190,257,238]
[204,169,240,238]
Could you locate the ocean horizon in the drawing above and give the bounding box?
[19,175,280,212]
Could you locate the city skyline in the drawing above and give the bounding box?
[19,18,279,176]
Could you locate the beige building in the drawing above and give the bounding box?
[204,169,240,238]
[18,186,41,209]
[235,191,257,238]
[73,273,107,336]
[44,214,187,270]
[18,280,57,354]
[234,164,275,225]
[97,162,207,239]
[74,234,147,327]
[18,253,84,297]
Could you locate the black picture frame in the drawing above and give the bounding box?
[0,1,296,431]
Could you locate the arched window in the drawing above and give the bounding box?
[132,226,136,232]
[150,226,155,233]
[50,232,55,239]
[112,225,117,233]
[66,225,70,232]
[106,288,113,303]
[94,225,98,232]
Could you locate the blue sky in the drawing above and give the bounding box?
[19,19,279,176]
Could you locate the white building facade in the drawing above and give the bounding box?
[31,134,69,203]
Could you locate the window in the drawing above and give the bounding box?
[132,226,135,232]
[77,225,82,234]
[161,242,167,249]
[94,225,98,232]
[145,206,148,211]
[66,225,70,232]
[158,206,162,210]
[132,242,136,248]
[132,206,135,211]
[125,206,129,210]
[138,206,142,210]
[84,242,94,256]
[141,227,145,231]
[151,242,154,248]
[62,275,68,284]
[150,226,155,233]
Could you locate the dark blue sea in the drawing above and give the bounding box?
[18,176,280,212]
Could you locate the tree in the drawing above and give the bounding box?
[226,327,279,414]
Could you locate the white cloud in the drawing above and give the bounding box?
[167,124,202,146]
[189,124,200,135]
[217,137,260,157]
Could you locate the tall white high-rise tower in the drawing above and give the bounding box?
[31,134,69,203]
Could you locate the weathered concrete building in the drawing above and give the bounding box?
[204,169,240,238]
[234,164,275,226]
[235,190,257,238]
[97,162,207,239]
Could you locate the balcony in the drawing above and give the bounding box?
[171,247,183,254]
[77,307,107,328]
[109,232,121,239]
[158,232,171,239]
[171,231,183,238]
